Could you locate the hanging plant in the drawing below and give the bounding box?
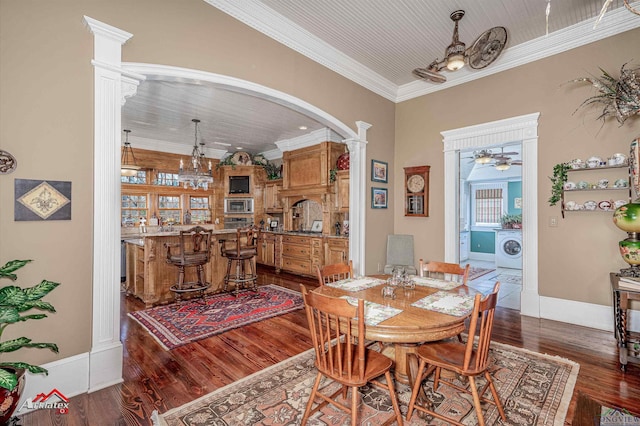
[548,163,570,206]
[571,63,640,126]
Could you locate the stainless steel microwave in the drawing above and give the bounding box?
[224,197,254,214]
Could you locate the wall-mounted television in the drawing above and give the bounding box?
[229,175,250,194]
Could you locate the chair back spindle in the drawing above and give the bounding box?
[316,261,354,286]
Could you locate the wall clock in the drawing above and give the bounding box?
[404,165,430,217]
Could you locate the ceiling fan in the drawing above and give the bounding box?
[413,10,508,84]
[463,148,522,171]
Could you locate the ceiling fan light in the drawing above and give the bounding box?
[446,53,465,71]
[495,162,511,171]
[475,156,492,164]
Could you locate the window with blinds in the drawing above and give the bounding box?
[471,183,507,227]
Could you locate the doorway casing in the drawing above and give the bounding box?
[441,113,540,317]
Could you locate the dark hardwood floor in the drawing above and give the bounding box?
[17,267,640,425]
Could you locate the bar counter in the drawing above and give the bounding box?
[123,227,237,307]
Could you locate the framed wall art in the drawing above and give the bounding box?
[371,159,388,183]
[371,187,388,209]
[15,179,72,221]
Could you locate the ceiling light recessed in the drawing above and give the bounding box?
[298,126,308,130]
[236,147,243,150]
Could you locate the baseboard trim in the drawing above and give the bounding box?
[539,295,640,333]
[15,352,89,417]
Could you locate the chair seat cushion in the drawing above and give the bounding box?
[222,247,257,258]
[168,252,209,265]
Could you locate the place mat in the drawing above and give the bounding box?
[342,296,403,325]
[326,277,384,292]
[412,291,474,316]
[410,275,462,290]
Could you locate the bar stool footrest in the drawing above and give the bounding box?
[170,282,211,294]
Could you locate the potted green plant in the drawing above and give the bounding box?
[0,259,59,422]
[500,214,513,229]
[261,162,282,180]
[548,162,570,206]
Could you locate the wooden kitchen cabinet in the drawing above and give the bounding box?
[335,170,349,212]
[282,142,344,192]
[279,234,323,276]
[325,238,349,265]
[257,232,277,266]
[263,179,283,213]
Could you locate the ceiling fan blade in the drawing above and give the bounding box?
[468,26,507,70]
[412,66,447,83]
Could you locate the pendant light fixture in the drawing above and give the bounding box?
[121,129,140,177]
[178,119,213,190]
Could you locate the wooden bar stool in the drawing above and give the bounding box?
[165,226,213,303]
[220,226,259,296]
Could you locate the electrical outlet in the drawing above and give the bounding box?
[377,263,382,272]
[549,216,558,227]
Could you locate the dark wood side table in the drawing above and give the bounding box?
[609,273,640,371]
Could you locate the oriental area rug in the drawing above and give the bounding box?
[129,284,303,350]
[154,341,580,425]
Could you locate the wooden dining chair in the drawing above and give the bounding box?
[299,285,403,426]
[406,282,505,426]
[315,260,354,286]
[418,259,470,285]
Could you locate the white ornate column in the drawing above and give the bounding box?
[345,121,371,276]
[83,16,144,392]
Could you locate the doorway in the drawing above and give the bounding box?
[441,113,540,318]
[459,143,522,310]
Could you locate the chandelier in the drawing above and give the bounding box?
[121,129,140,177]
[178,118,213,190]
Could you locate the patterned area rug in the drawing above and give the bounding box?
[468,266,495,281]
[129,285,303,350]
[497,272,523,285]
[155,341,579,425]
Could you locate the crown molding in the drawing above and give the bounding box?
[203,1,640,104]
[275,128,342,152]
[203,0,398,101]
[395,6,640,102]
[261,148,283,161]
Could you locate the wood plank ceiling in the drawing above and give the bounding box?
[122,0,639,158]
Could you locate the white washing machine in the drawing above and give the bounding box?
[495,229,522,269]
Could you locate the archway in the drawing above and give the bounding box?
[86,16,367,391]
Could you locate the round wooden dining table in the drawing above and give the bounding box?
[312,276,478,387]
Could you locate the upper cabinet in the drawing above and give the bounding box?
[263,179,283,213]
[282,142,344,194]
[335,170,349,212]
